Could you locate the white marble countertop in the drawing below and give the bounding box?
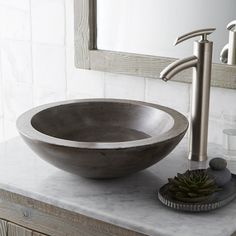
[0,137,235,236]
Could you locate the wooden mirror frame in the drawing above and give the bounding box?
[74,0,236,89]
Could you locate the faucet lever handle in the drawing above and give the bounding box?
[227,20,236,31]
[174,28,216,46]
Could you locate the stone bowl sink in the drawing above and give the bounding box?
[17,99,188,179]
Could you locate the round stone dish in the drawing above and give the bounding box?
[158,174,236,212]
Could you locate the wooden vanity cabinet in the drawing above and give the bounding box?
[0,220,47,236]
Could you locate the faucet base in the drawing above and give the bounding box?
[188,152,207,162]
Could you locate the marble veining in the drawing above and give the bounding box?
[0,137,235,236]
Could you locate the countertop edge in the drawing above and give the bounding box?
[0,187,149,236]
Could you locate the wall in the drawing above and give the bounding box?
[0,0,235,147]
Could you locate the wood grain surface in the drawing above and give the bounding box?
[0,189,147,236]
[8,222,32,236]
[0,219,7,236]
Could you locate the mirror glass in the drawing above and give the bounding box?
[97,0,235,63]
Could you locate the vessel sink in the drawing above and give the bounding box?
[17,99,188,179]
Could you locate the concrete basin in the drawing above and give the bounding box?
[17,99,188,178]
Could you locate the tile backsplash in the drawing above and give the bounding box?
[0,0,235,148]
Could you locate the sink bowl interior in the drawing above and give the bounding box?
[31,102,174,143]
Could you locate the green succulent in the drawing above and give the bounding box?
[168,169,221,203]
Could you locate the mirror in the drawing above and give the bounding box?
[220,20,236,65]
[74,0,236,89]
[97,0,235,64]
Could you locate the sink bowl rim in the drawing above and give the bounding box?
[17,98,188,150]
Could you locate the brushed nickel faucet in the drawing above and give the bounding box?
[160,28,215,162]
[220,20,236,65]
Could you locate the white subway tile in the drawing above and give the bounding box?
[65,46,75,82]
[0,118,4,142]
[0,0,29,11]
[210,87,236,119]
[146,78,190,114]
[67,93,104,100]
[66,46,105,98]
[32,44,66,91]
[3,119,18,140]
[0,84,4,142]
[65,0,74,46]
[34,86,66,106]
[66,45,104,99]
[0,81,3,118]
[67,66,105,98]
[31,0,65,45]
[66,46,104,98]
[222,114,236,130]
[1,41,32,84]
[0,100,3,119]
[0,5,30,40]
[105,73,145,100]
[208,118,223,146]
[3,82,33,121]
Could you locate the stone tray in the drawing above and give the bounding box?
[158,174,236,212]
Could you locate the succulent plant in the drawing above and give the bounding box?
[168,169,221,203]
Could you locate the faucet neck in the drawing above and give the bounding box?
[188,40,213,162]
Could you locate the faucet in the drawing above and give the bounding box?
[160,28,215,162]
[220,20,236,65]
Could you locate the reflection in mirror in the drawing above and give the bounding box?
[220,20,236,65]
[97,0,235,64]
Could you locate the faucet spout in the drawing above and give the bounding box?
[160,56,198,81]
